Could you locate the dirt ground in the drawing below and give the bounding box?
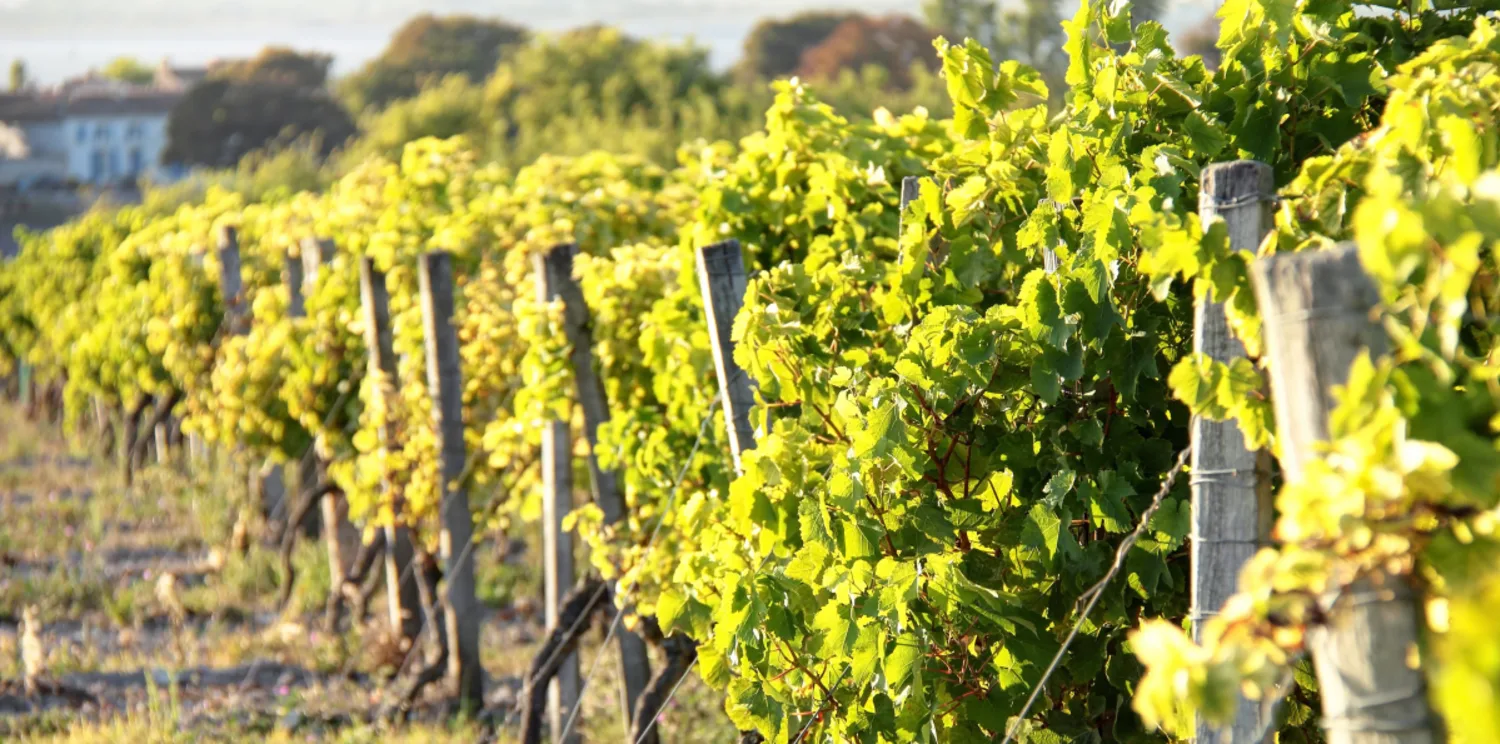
[0,401,734,742]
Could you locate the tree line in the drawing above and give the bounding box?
[49,1,1221,190]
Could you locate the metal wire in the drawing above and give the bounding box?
[498,402,720,738]
[999,445,1192,744]
[791,667,852,744]
[629,655,700,744]
[383,509,484,684]
[1200,192,1281,212]
[553,399,720,741]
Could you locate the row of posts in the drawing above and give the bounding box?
[207,229,758,741]
[1193,161,1432,744]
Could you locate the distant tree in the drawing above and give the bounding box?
[925,0,1067,101]
[340,75,485,166]
[340,14,528,112]
[1179,12,1222,69]
[480,25,739,167]
[1132,0,1166,28]
[164,47,354,169]
[101,57,155,85]
[8,60,24,92]
[795,15,942,90]
[993,0,1067,95]
[737,11,858,81]
[813,61,953,119]
[923,0,998,50]
[215,47,333,89]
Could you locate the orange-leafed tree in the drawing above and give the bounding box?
[795,14,941,91]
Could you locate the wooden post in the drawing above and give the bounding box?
[536,243,652,739]
[1192,161,1274,744]
[658,237,762,744]
[541,416,581,744]
[357,257,423,646]
[695,239,756,472]
[216,226,244,328]
[219,226,286,513]
[1031,198,1062,275]
[154,423,169,465]
[300,236,334,289]
[286,252,307,318]
[899,175,921,215]
[17,359,31,411]
[217,226,288,523]
[1253,244,1436,744]
[417,250,483,711]
[289,243,346,584]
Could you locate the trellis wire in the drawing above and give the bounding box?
[522,396,720,737]
[999,444,1192,744]
[632,655,699,744]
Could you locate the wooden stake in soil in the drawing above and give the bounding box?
[291,239,353,584]
[357,257,423,646]
[621,238,762,744]
[529,248,581,744]
[1253,244,1437,744]
[536,243,654,740]
[217,226,245,330]
[299,236,335,293]
[154,423,169,465]
[417,250,483,711]
[1192,160,1275,744]
[17,358,32,412]
[541,415,581,744]
[217,226,289,522]
[695,239,756,473]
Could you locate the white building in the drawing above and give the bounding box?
[0,74,191,189]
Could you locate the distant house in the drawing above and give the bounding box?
[0,93,67,189]
[0,75,187,189]
[154,61,213,93]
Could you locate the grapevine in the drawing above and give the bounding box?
[1,2,1497,741]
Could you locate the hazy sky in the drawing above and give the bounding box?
[0,0,1215,84]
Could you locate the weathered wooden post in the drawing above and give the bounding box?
[1253,244,1437,744]
[417,250,483,710]
[286,250,307,318]
[532,249,582,744]
[217,226,288,522]
[216,225,245,335]
[188,431,207,462]
[154,422,170,465]
[17,358,31,412]
[696,239,756,472]
[541,413,580,744]
[536,243,654,740]
[183,252,209,464]
[1192,160,1275,744]
[357,257,423,646]
[621,239,757,744]
[289,238,351,581]
[302,236,333,287]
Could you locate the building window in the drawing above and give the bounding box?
[76,125,86,144]
[94,123,108,141]
[129,148,144,176]
[126,122,143,139]
[90,150,106,182]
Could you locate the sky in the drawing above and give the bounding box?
[0,0,1216,85]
